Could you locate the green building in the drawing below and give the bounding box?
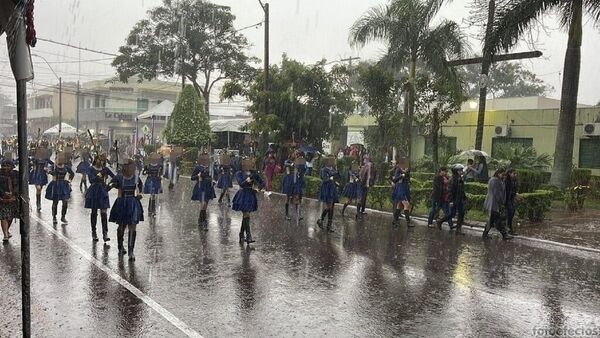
[342,96,600,175]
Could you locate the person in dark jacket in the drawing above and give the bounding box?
[439,164,467,234]
[504,168,519,236]
[483,168,513,240]
[0,159,19,242]
[428,167,453,229]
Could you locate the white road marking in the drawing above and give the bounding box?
[31,214,204,338]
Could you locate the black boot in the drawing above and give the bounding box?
[61,204,68,224]
[239,218,246,243]
[245,218,255,244]
[218,192,224,204]
[317,209,328,229]
[117,226,126,256]
[456,216,464,234]
[327,209,335,233]
[392,208,399,227]
[355,204,362,219]
[198,210,204,227]
[36,194,41,212]
[80,180,84,192]
[285,203,291,220]
[90,210,99,241]
[405,210,413,227]
[226,194,231,207]
[101,213,110,242]
[341,203,348,217]
[128,230,137,261]
[482,222,492,239]
[297,205,303,221]
[202,210,208,231]
[52,202,58,224]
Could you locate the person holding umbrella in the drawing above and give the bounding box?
[482,168,513,240]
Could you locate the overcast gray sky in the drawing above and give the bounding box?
[1,0,599,104]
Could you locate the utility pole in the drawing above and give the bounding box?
[59,77,62,135]
[261,1,269,115]
[76,81,80,133]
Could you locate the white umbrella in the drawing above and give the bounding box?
[43,123,78,136]
[459,149,490,158]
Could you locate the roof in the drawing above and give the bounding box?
[137,100,175,119]
[461,96,591,112]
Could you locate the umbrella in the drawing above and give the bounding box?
[298,145,318,154]
[459,149,490,158]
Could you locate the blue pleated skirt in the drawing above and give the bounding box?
[191,180,216,202]
[29,170,48,186]
[392,183,410,203]
[217,175,233,189]
[319,181,339,204]
[143,176,162,194]
[45,180,71,201]
[232,188,258,212]
[342,182,361,199]
[84,183,110,209]
[76,161,91,174]
[109,196,144,225]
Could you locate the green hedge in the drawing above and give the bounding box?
[516,190,553,222]
[412,172,436,181]
[465,193,485,213]
[180,160,195,176]
[184,147,199,161]
[516,169,545,193]
[539,184,564,200]
[465,182,488,195]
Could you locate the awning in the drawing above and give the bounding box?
[137,100,175,119]
[43,123,77,136]
[210,118,250,133]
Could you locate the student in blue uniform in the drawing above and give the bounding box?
[317,156,341,232]
[84,153,115,242]
[232,158,264,245]
[191,154,216,230]
[29,146,53,212]
[216,154,233,207]
[282,151,306,221]
[164,147,182,191]
[390,158,412,227]
[76,147,92,192]
[143,152,163,217]
[109,158,144,261]
[341,161,361,217]
[45,152,75,225]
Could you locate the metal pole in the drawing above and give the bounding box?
[134,117,138,155]
[76,81,80,133]
[58,77,62,135]
[16,78,31,337]
[227,131,230,149]
[264,2,269,115]
[151,116,155,150]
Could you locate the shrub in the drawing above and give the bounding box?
[564,185,591,212]
[464,193,485,213]
[571,168,592,186]
[465,182,488,195]
[421,180,433,191]
[516,190,553,222]
[143,144,156,155]
[539,184,564,200]
[179,160,195,176]
[366,185,392,209]
[516,169,545,193]
[590,176,600,199]
[410,177,424,189]
[410,188,430,209]
[412,172,436,181]
[183,147,199,161]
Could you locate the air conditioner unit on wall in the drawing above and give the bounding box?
[583,123,600,136]
[494,125,510,137]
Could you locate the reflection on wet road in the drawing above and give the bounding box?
[1,183,599,337]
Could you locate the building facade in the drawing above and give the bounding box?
[342,96,600,175]
[27,81,78,134]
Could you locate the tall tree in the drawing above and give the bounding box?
[112,0,257,114]
[459,62,552,98]
[492,0,600,188]
[414,71,466,170]
[163,84,211,147]
[221,56,354,150]
[350,0,467,159]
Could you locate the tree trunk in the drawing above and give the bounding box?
[550,0,582,189]
[405,59,416,160]
[432,107,439,172]
[203,91,210,115]
[474,0,495,151]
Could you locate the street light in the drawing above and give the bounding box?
[31,54,62,135]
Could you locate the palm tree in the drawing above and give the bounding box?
[349,0,466,160]
[492,0,600,188]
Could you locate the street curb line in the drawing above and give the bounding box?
[30,214,204,338]
[267,191,600,256]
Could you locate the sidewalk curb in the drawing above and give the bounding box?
[266,191,600,256]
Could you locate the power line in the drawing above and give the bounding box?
[37,38,119,57]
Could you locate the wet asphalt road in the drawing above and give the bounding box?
[1,181,600,337]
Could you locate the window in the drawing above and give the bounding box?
[579,138,600,169]
[101,99,106,107]
[94,95,100,107]
[86,100,91,109]
[425,136,457,156]
[491,137,533,158]
[137,98,149,110]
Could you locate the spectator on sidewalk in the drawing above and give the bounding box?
[464,159,476,182]
[505,168,520,236]
[483,168,513,240]
[439,164,467,234]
